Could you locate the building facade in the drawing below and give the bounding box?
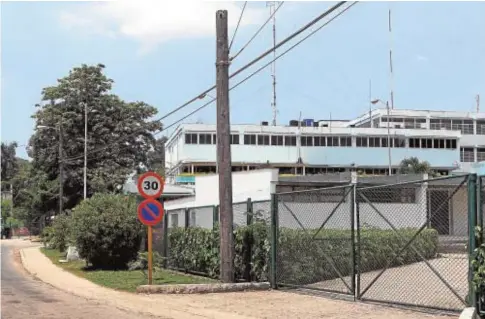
[165,108,484,184]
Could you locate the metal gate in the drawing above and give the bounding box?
[271,174,479,312]
[272,185,356,296]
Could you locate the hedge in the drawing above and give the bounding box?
[166,224,439,285]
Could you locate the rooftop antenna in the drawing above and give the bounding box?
[369,79,373,128]
[266,1,278,125]
[476,94,480,113]
[388,6,395,109]
[297,111,302,164]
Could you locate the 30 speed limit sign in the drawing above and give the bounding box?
[137,171,164,199]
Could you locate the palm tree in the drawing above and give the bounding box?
[399,157,435,175]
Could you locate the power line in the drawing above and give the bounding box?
[229,1,247,52]
[230,1,284,61]
[62,1,354,163]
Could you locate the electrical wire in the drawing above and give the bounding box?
[61,1,354,163]
[230,1,284,61]
[155,1,359,138]
[229,1,247,52]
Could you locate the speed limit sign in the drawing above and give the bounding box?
[137,171,164,199]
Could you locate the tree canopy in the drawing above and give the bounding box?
[398,157,434,175]
[1,142,19,183]
[27,63,163,215]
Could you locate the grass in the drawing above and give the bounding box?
[41,248,217,292]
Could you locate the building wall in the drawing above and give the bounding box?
[179,144,459,167]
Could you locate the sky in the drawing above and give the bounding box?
[1,1,485,159]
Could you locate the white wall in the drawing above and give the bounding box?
[164,169,278,228]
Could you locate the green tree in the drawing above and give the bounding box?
[399,157,435,175]
[1,142,18,184]
[28,64,162,212]
[146,136,167,177]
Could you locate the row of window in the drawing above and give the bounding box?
[185,133,458,149]
[460,148,485,163]
[357,117,485,135]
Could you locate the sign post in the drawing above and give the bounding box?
[137,172,165,285]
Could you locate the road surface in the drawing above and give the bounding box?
[1,239,157,319]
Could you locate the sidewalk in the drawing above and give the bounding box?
[20,246,453,319]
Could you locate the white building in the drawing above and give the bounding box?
[165,108,485,184]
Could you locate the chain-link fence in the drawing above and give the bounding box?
[273,185,355,295]
[270,173,479,313]
[356,174,470,311]
[154,199,271,281]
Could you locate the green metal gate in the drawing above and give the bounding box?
[270,174,480,313]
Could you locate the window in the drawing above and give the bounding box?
[278,186,347,203]
[445,139,457,149]
[285,136,297,146]
[271,135,284,146]
[185,133,198,144]
[199,133,212,144]
[477,148,485,162]
[477,121,485,135]
[381,137,389,147]
[452,119,474,135]
[369,137,381,147]
[359,187,416,203]
[327,136,339,147]
[393,138,405,148]
[314,136,326,146]
[190,210,197,227]
[409,138,420,148]
[421,138,432,149]
[213,134,217,144]
[340,136,352,147]
[170,213,179,228]
[356,137,368,147]
[257,135,270,145]
[244,134,256,145]
[230,134,240,144]
[300,136,313,146]
[460,147,475,162]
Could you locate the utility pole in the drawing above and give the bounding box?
[216,10,235,283]
[58,124,64,215]
[84,101,88,200]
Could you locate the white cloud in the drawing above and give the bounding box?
[58,1,268,53]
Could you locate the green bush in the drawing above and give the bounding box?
[167,224,438,284]
[45,214,72,252]
[168,222,269,281]
[277,228,439,285]
[70,194,144,269]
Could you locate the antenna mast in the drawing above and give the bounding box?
[477,94,480,113]
[267,1,278,125]
[388,7,395,109]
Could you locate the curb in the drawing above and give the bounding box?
[459,307,478,319]
[137,282,271,294]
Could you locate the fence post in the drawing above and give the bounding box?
[244,197,253,282]
[468,174,478,307]
[478,176,483,235]
[350,184,356,299]
[270,193,278,289]
[247,197,253,226]
[184,208,190,229]
[213,205,219,228]
[162,207,168,269]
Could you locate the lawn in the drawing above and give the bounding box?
[41,248,217,292]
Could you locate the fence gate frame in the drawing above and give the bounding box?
[270,185,356,296]
[270,173,480,313]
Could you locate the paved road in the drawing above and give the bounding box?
[1,240,156,319]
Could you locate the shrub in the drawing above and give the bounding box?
[46,214,73,252]
[166,224,438,284]
[70,193,144,269]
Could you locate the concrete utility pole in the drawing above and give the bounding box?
[84,101,88,200]
[215,10,235,283]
